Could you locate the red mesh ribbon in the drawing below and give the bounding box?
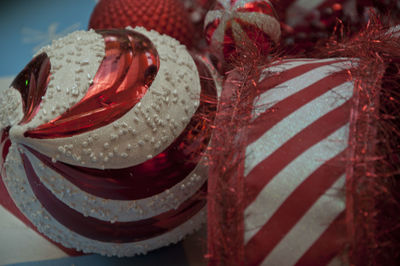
[316,17,400,265]
[207,13,400,266]
[207,53,262,265]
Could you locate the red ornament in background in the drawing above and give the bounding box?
[274,0,361,54]
[274,0,400,55]
[180,0,216,48]
[26,30,159,139]
[204,0,281,68]
[89,0,196,48]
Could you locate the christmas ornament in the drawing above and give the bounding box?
[2,0,400,264]
[0,27,217,256]
[89,0,195,48]
[204,0,281,64]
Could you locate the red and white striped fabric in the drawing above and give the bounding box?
[244,58,354,265]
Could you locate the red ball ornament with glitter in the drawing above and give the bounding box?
[0,28,217,256]
[204,0,281,63]
[89,0,195,48]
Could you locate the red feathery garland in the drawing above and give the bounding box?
[206,46,266,265]
[316,17,400,265]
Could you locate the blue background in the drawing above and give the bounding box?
[0,0,96,76]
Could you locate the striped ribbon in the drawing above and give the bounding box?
[244,58,354,265]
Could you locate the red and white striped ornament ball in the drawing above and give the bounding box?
[0,27,217,256]
[204,0,281,63]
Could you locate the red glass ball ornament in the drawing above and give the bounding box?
[89,0,196,48]
[204,0,281,63]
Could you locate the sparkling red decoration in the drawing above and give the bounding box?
[204,0,281,65]
[89,0,196,48]
[25,29,159,139]
[316,22,400,266]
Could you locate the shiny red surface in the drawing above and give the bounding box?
[0,129,83,256]
[22,150,206,242]
[24,57,217,200]
[205,18,220,44]
[26,29,159,138]
[236,1,276,16]
[10,53,50,125]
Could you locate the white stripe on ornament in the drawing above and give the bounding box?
[244,123,349,244]
[235,12,281,43]
[260,174,346,266]
[25,147,207,222]
[286,0,326,26]
[245,81,353,176]
[3,144,207,257]
[231,19,250,48]
[217,0,232,10]
[210,11,229,45]
[254,60,351,119]
[204,10,222,29]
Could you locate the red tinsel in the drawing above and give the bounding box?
[206,45,267,265]
[315,17,400,265]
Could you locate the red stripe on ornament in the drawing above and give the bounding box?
[245,150,347,265]
[22,151,206,243]
[235,18,273,52]
[236,1,277,17]
[245,100,351,206]
[249,69,350,144]
[294,211,346,266]
[0,129,82,256]
[23,57,217,200]
[25,29,159,139]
